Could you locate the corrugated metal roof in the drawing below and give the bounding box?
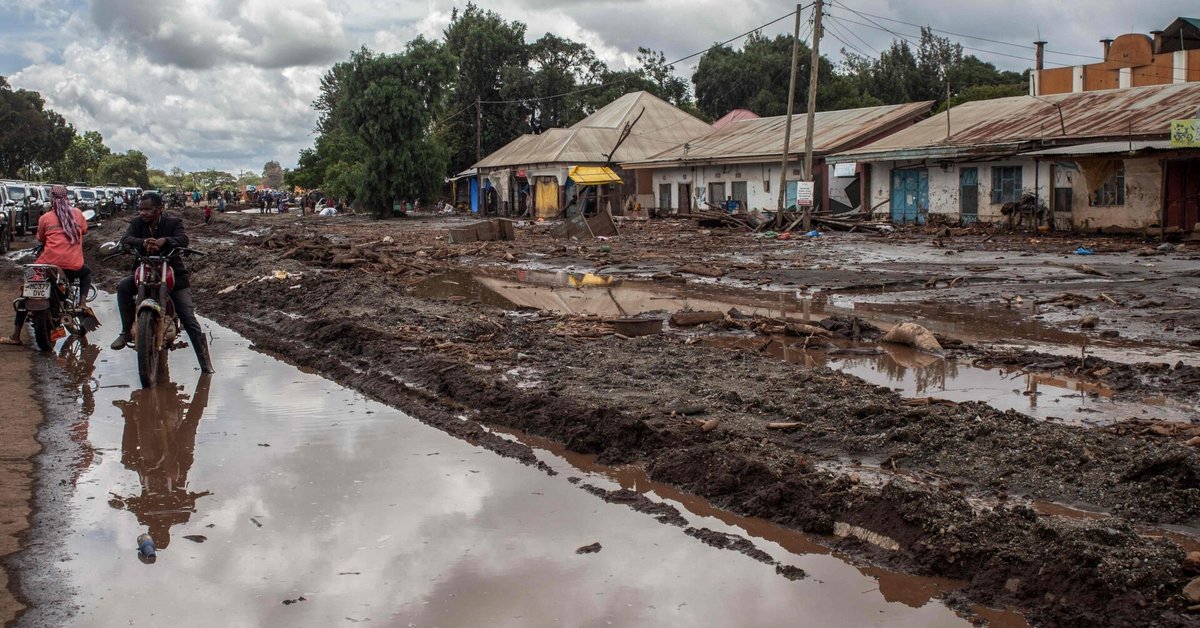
[620,101,934,168]
[713,109,760,130]
[473,91,713,169]
[830,82,1200,163]
[1022,140,1173,156]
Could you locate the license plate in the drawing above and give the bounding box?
[23,282,49,298]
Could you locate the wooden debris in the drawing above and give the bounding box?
[670,310,724,327]
[767,422,802,429]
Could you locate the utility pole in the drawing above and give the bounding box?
[475,96,482,161]
[775,4,803,229]
[801,0,823,231]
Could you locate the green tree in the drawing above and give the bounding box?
[339,37,455,216]
[443,3,529,173]
[0,77,76,179]
[692,32,840,119]
[96,150,150,187]
[50,130,111,183]
[261,160,284,189]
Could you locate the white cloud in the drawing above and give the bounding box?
[90,0,348,69]
[12,39,321,173]
[4,0,1200,174]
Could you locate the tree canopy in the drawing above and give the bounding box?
[0,76,74,179]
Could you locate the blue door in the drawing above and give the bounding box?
[890,169,928,224]
[469,178,480,213]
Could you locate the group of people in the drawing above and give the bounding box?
[1,186,214,374]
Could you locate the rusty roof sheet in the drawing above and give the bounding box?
[831,82,1200,162]
[712,108,760,130]
[473,91,713,169]
[619,101,934,168]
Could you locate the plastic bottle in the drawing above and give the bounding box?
[137,532,156,561]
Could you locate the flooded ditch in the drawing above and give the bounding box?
[412,269,1198,425]
[14,296,997,627]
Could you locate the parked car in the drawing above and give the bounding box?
[1,180,35,236]
[70,186,98,211]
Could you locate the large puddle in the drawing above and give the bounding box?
[413,270,1197,425]
[30,296,996,627]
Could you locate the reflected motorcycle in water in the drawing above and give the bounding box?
[109,375,212,555]
[102,242,205,387]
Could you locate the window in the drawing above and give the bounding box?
[990,166,1022,204]
[1091,164,1125,206]
[731,181,748,209]
[708,182,725,207]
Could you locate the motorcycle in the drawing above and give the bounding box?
[102,242,204,387]
[15,266,99,354]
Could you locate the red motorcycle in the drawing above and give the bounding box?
[104,243,204,387]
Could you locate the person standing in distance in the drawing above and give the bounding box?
[110,192,214,374]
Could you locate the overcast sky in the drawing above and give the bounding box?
[2,0,1196,174]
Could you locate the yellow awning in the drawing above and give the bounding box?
[568,166,622,185]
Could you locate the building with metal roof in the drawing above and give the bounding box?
[618,101,932,216]
[826,82,1200,232]
[467,91,712,218]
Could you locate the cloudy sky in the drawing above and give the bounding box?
[1,0,1195,174]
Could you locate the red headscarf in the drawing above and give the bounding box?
[51,185,82,245]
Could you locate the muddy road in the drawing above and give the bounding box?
[8,295,980,627]
[5,208,1200,626]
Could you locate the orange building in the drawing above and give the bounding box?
[1034,17,1200,96]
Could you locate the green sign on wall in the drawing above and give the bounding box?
[1170,119,1200,147]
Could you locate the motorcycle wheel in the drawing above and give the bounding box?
[135,309,160,388]
[31,310,54,352]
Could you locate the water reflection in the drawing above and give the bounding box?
[108,376,212,549]
[707,336,1192,425]
[57,337,101,487]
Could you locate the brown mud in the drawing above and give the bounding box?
[77,208,1200,626]
[0,265,39,627]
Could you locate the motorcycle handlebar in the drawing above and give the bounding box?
[102,244,206,261]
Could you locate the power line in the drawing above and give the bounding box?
[832,2,1200,80]
[478,5,811,106]
[824,12,879,55]
[830,10,1074,68]
[822,15,876,58]
[831,0,1105,62]
[669,5,810,65]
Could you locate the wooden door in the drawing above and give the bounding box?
[678,183,691,214]
[1165,160,1200,231]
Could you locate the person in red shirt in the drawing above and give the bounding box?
[2,185,94,345]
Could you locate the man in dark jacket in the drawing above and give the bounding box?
[110,192,214,373]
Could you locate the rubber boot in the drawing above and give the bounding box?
[193,337,215,374]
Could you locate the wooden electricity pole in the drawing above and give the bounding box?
[801,0,823,231]
[775,4,803,229]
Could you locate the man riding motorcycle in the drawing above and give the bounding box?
[110,192,214,374]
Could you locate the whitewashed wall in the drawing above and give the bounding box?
[864,159,1054,223]
[633,162,801,212]
[1068,157,1162,230]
